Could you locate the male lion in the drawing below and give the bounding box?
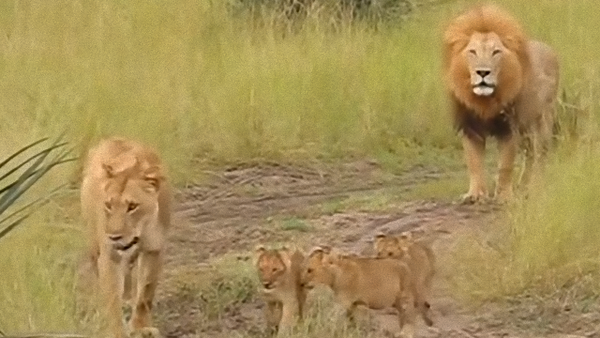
[80,137,171,338]
[374,232,435,327]
[255,245,306,336]
[301,246,417,338]
[444,4,559,203]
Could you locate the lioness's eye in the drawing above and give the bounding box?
[307,268,313,274]
[492,49,502,56]
[104,201,112,210]
[468,49,477,55]
[127,202,139,212]
[272,267,278,272]
[388,252,393,257]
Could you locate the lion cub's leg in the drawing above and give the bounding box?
[278,297,300,334]
[130,250,162,330]
[264,300,282,334]
[495,135,517,201]
[461,135,488,203]
[98,250,126,338]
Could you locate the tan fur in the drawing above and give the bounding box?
[301,247,417,338]
[255,246,307,336]
[374,232,435,326]
[80,137,171,338]
[444,4,559,202]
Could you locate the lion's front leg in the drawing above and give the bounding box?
[98,250,126,338]
[130,250,162,331]
[495,135,517,201]
[461,135,487,203]
[277,298,299,335]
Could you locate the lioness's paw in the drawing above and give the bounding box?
[129,327,161,338]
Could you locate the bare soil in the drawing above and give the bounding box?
[153,160,600,338]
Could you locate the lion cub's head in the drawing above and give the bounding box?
[300,246,337,289]
[101,156,163,252]
[255,246,294,290]
[373,232,412,259]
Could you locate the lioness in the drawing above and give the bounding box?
[444,5,560,203]
[374,232,435,326]
[80,137,171,338]
[301,246,417,338]
[255,245,307,335]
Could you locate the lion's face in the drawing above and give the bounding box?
[463,32,509,97]
[255,247,289,290]
[102,165,160,252]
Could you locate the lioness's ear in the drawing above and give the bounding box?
[143,165,162,191]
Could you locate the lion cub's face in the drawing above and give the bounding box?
[301,247,334,289]
[255,247,290,290]
[463,32,508,97]
[102,162,161,252]
[374,233,411,259]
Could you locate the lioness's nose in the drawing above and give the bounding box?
[476,69,491,78]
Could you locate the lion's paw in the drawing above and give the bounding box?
[129,327,161,338]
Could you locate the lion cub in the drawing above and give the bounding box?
[374,232,435,327]
[255,245,307,335]
[301,246,417,338]
[80,137,171,338]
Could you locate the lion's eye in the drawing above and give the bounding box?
[492,49,502,56]
[468,49,477,55]
[127,202,139,212]
[307,268,313,274]
[388,252,394,257]
[104,201,112,211]
[272,267,278,272]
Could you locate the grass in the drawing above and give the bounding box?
[0,0,600,335]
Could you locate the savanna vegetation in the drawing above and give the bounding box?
[0,0,599,336]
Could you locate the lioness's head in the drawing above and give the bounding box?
[255,246,292,290]
[300,246,335,290]
[101,157,162,252]
[374,233,411,259]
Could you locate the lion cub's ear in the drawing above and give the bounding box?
[102,163,115,178]
[374,233,388,249]
[143,164,163,192]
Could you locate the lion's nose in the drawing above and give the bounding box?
[476,69,491,78]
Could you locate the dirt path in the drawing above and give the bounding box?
[153,160,597,338]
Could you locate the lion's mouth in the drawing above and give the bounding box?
[473,83,495,96]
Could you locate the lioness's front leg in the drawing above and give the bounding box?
[495,135,517,201]
[461,135,487,203]
[98,250,126,338]
[131,250,162,330]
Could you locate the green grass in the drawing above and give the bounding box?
[1,0,600,335]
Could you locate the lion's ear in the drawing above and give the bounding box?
[308,247,325,260]
[255,245,267,256]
